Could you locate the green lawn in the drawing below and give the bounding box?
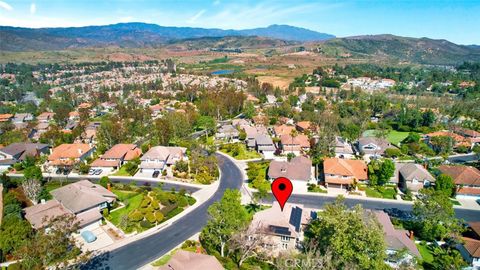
[365,187,397,199]
[450,199,461,206]
[152,254,172,266]
[362,130,412,145]
[220,143,261,160]
[108,193,143,225]
[417,242,434,263]
[44,181,66,192]
[112,165,136,176]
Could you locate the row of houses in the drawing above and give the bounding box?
[0,142,187,176]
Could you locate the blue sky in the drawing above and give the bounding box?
[0,0,479,44]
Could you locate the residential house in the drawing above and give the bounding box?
[323,157,368,189]
[139,146,187,174]
[13,113,34,123]
[334,136,354,159]
[268,156,314,190]
[273,124,295,137]
[425,131,471,150]
[232,118,250,128]
[91,144,142,173]
[357,137,393,158]
[391,163,435,193]
[438,165,480,199]
[249,202,316,255]
[255,134,276,159]
[24,180,117,231]
[158,250,223,270]
[243,125,268,149]
[375,211,420,267]
[37,112,55,122]
[30,122,51,140]
[266,94,277,104]
[279,134,310,155]
[47,143,95,171]
[0,114,13,122]
[457,222,480,269]
[215,124,239,141]
[295,121,314,133]
[149,104,163,117]
[0,143,49,172]
[453,127,480,146]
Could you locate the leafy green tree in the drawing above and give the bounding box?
[402,132,421,143]
[243,101,255,119]
[435,174,455,197]
[0,216,32,257]
[368,159,395,186]
[99,176,110,188]
[431,246,467,270]
[413,189,463,241]
[200,189,250,257]
[23,165,42,181]
[430,136,454,155]
[304,197,387,270]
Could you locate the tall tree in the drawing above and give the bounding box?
[304,197,387,270]
[435,174,455,197]
[200,189,250,257]
[413,189,463,241]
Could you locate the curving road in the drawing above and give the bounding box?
[82,153,243,270]
[82,153,480,269]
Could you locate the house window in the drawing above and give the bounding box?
[280,236,289,242]
[282,243,288,250]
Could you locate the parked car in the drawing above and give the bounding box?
[152,170,160,178]
[88,169,95,175]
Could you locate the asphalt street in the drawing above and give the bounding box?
[81,153,243,270]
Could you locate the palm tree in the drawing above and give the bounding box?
[290,129,298,154]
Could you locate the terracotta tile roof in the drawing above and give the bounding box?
[274,124,295,136]
[280,134,310,148]
[456,187,480,195]
[453,127,480,138]
[469,222,480,237]
[100,144,141,160]
[426,131,469,146]
[78,102,92,109]
[48,143,93,161]
[37,112,55,121]
[0,114,13,122]
[438,165,480,186]
[324,157,368,180]
[296,121,311,131]
[462,237,480,257]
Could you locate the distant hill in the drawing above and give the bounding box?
[317,34,480,65]
[165,36,297,51]
[0,22,333,51]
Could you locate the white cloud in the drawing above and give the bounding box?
[213,0,220,6]
[187,9,206,23]
[30,3,36,15]
[0,1,13,11]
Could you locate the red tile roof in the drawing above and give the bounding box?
[324,158,368,180]
[463,237,480,257]
[438,165,480,186]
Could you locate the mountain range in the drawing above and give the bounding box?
[0,23,333,51]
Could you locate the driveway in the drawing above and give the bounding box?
[81,153,243,270]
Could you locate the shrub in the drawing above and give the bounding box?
[140,198,151,208]
[140,220,153,229]
[385,148,402,158]
[128,210,144,222]
[13,163,23,171]
[102,208,109,217]
[145,212,156,223]
[178,197,188,207]
[99,176,110,188]
[151,199,160,210]
[155,211,164,222]
[175,160,189,173]
[165,207,183,219]
[161,203,178,215]
[187,196,196,205]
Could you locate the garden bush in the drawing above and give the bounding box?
[140,220,153,229]
[145,212,156,223]
[165,207,183,219]
[140,198,151,208]
[151,199,160,210]
[155,211,164,222]
[128,210,144,222]
[178,197,188,207]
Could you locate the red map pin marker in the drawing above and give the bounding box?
[271,177,293,211]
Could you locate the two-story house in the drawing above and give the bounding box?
[323,157,368,189]
[139,146,187,175]
[357,137,392,158]
[91,144,142,173]
[47,143,95,172]
[0,143,50,172]
[391,163,435,193]
[268,156,314,190]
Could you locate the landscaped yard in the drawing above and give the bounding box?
[362,130,412,145]
[365,186,397,199]
[246,161,271,191]
[107,185,196,233]
[220,143,261,160]
[416,242,434,263]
